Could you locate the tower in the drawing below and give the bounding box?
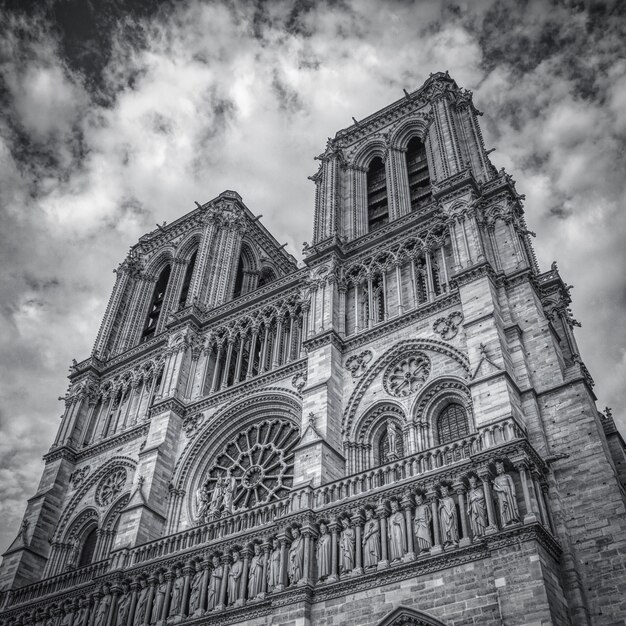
[1,72,625,626]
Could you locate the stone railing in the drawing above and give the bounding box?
[0,429,557,626]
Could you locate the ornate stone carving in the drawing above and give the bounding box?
[493,461,520,526]
[188,563,202,616]
[388,500,407,563]
[227,551,243,605]
[95,469,127,507]
[169,568,184,617]
[206,556,222,611]
[133,580,148,626]
[467,475,488,538]
[362,507,381,570]
[151,574,166,624]
[316,523,332,581]
[247,543,265,599]
[432,311,463,340]
[339,517,355,575]
[182,413,204,437]
[413,493,432,554]
[267,537,281,592]
[115,587,130,626]
[345,350,373,378]
[94,587,111,626]
[69,466,91,490]
[290,371,307,392]
[383,354,430,397]
[438,484,459,547]
[288,526,305,585]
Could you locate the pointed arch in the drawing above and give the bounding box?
[377,605,448,626]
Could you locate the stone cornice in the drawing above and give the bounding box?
[75,424,149,463]
[150,397,186,418]
[42,446,77,464]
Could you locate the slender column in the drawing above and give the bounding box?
[239,548,250,604]
[162,572,174,620]
[429,492,442,554]
[130,379,145,426]
[195,347,211,399]
[354,283,360,333]
[209,345,223,393]
[105,588,119,626]
[261,542,270,596]
[540,482,556,533]
[184,352,199,400]
[286,315,295,362]
[439,246,449,291]
[409,258,418,308]
[454,483,471,547]
[376,504,389,569]
[259,326,270,374]
[278,536,288,591]
[89,592,102,626]
[220,339,234,390]
[479,471,498,534]
[401,494,415,560]
[181,562,193,617]
[424,251,435,301]
[126,582,139,626]
[234,336,245,384]
[351,512,363,575]
[467,213,486,261]
[309,286,317,336]
[328,519,339,583]
[395,264,403,315]
[247,329,258,379]
[272,318,283,368]
[449,221,463,270]
[338,286,347,337]
[517,463,537,523]
[217,557,230,610]
[460,218,472,264]
[143,578,156,626]
[367,276,374,329]
[301,531,312,584]
[381,271,388,321]
[301,303,310,342]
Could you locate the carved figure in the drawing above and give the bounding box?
[222,472,237,515]
[188,563,203,616]
[116,590,130,626]
[94,588,111,626]
[413,494,432,553]
[316,523,332,581]
[288,527,305,584]
[169,569,184,616]
[339,517,355,574]
[74,603,88,626]
[438,485,459,546]
[267,538,281,591]
[207,482,223,519]
[207,556,223,611]
[194,485,210,522]
[362,508,381,569]
[227,551,243,605]
[67,537,81,568]
[388,500,407,562]
[133,580,148,626]
[60,605,73,626]
[386,421,398,456]
[467,476,488,538]
[493,462,520,526]
[247,543,265,599]
[151,575,166,623]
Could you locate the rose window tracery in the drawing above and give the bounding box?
[384,353,430,397]
[96,469,127,506]
[197,418,299,519]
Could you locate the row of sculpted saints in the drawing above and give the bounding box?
[195,471,238,523]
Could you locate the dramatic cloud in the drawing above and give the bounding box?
[0,0,624,554]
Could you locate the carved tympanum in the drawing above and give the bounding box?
[96,469,127,506]
[383,354,430,397]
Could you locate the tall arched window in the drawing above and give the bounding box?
[142,264,171,342]
[78,527,98,567]
[437,403,469,444]
[177,250,197,310]
[367,156,388,232]
[406,137,431,210]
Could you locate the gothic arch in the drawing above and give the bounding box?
[389,116,430,150]
[377,606,448,626]
[174,232,202,262]
[342,339,471,439]
[63,508,99,543]
[52,456,136,542]
[349,137,387,170]
[353,401,406,445]
[143,248,175,278]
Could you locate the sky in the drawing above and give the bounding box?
[0,0,625,555]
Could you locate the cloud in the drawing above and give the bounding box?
[0,0,624,558]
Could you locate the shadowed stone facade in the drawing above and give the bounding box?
[1,72,625,626]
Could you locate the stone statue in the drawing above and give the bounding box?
[94,588,111,626]
[221,472,237,515]
[67,537,81,568]
[169,568,184,617]
[207,481,223,519]
[194,485,210,522]
[133,578,148,626]
[73,602,88,626]
[207,556,223,611]
[267,538,281,591]
[339,517,355,575]
[60,605,73,626]
[467,475,488,538]
[413,494,432,553]
[288,527,305,584]
[247,543,265,599]
[438,485,459,547]
[362,508,381,570]
[316,523,332,581]
[116,589,130,626]
[493,461,520,526]
[388,500,407,563]
[187,563,203,616]
[386,421,398,456]
[133,580,148,626]
[227,551,243,605]
[151,574,166,623]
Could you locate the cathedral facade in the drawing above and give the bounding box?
[1,72,625,626]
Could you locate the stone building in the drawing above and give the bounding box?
[1,72,625,626]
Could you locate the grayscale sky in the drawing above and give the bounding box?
[1,0,625,553]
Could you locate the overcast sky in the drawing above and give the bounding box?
[1,0,625,554]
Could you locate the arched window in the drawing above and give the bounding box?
[142,264,171,342]
[405,137,431,211]
[233,255,246,298]
[437,404,469,444]
[367,156,388,231]
[257,266,276,288]
[78,527,98,567]
[177,250,197,310]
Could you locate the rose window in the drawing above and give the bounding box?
[201,418,299,511]
[384,354,430,397]
[96,468,127,506]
